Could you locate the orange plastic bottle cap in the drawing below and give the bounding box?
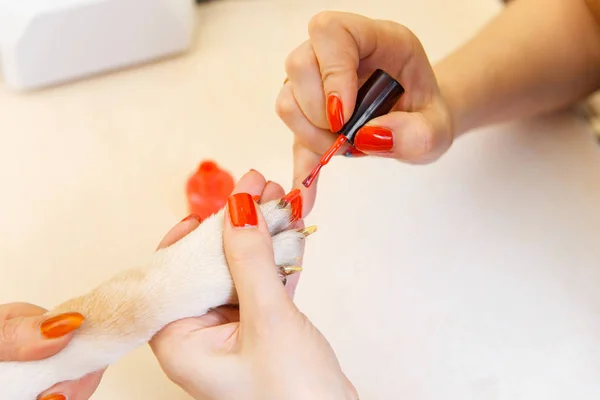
[186,160,235,221]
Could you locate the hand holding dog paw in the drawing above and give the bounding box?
[150,169,358,400]
[0,302,104,400]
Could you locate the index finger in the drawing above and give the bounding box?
[308,11,379,124]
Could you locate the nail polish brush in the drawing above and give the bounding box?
[302,69,405,188]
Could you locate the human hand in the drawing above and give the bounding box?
[276,11,454,215]
[0,303,104,400]
[149,170,358,400]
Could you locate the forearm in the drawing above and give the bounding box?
[434,0,600,136]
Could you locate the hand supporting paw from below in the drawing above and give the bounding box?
[0,303,104,400]
[150,170,358,400]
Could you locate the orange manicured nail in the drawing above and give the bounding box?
[38,394,66,400]
[228,193,258,228]
[280,189,303,221]
[354,126,394,152]
[181,214,201,223]
[252,195,261,202]
[326,94,344,133]
[40,312,85,339]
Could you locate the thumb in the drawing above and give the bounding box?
[352,106,453,164]
[223,193,290,321]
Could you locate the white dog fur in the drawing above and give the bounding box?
[0,198,308,399]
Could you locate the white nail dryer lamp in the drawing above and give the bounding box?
[0,0,195,91]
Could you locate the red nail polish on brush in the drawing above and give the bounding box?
[302,69,405,188]
[186,160,235,221]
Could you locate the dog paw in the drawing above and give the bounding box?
[258,191,313,283]
[147,190,313,312]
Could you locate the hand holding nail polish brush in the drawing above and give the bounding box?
[302,69,405,187]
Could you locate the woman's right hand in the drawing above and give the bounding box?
[150,170,358,400]
[276,11,455,215]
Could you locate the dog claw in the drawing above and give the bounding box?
[278,189,303,221]
[277,265,303,285]
[298,226,317,237]
[282,265,303,275]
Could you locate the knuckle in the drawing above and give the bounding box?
[320,63,352,86]
[284,47,309,76]
[378,18,415,41]
[413,118,437,160]
[308,11,338,35]
[391,23,421,57]
[392,21,415,39]
[420,129,436,156]
[421,117,438,154]
[0,319,20,359]
[0,319,18,345]
[274,88,298,120]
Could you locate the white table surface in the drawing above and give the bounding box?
[2,0,600,399]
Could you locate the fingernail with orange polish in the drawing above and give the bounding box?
[40,312,85,339]
[181,214,201,223]
[281,189,300,204]
[252,195,261,202]
[228,193,258,228]
[39,394,67,400]
[354,126,394,152]
[280,189,303,221]
[326,94,344,133]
